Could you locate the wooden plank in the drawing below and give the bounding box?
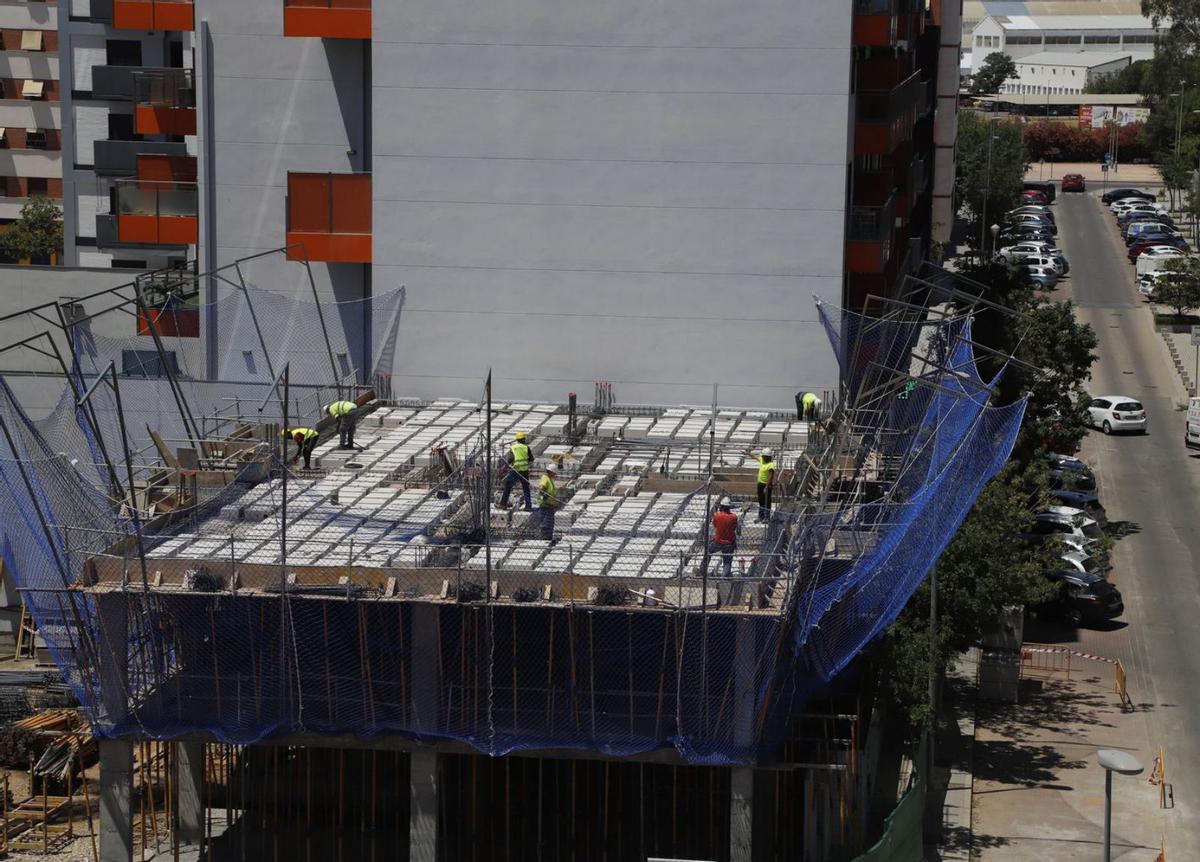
[146,426,179,468]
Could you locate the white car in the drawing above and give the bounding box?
[1061,550,1110,577]
[1187,396,1200,450]
[999,242,1065,262]
[1088,395,1147,434]
[1138,246,1185,260]
[1112,198,1166,214]
[1031,506,1104,542]
[1137,271,1168,298]
[1023,254,1062,274]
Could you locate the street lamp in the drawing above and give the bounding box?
[990,224,1000,259]
[1176,84,1187,155]
[979,117,1001,256]
[1097,749,1143,862]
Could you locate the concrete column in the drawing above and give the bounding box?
[96,593,129,730]
[99,740,133,862]
[409,748,440,862]
[175,742,205,844]
[409,605,441,732]
[730,767,775,862]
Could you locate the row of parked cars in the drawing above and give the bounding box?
[995,194,1069,289]
[1097,187,1193,298]
[1026,452,1124,626]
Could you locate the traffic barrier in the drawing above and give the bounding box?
[1115,658,1133,711]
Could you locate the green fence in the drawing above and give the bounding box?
[851,736,927,862]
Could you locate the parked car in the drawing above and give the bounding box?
[1102,187,1155,204]
[1024,181,1057,202]
[1061,550,1111,578]
[1118,208,1173,227]
[1022,189,1050,206]
[1022,264,1059,289]
[999,241,1070,273]
[1046,452,1093,476]
[1088,395,1146,434]
[1187,396,1200,450]
[1023,506,1104,543]
[1126,221,1181,242]
[1048,467,1096,492]
[1000,227,1056,245]
[1040,571,1124,626]
[1061,173,1086,192]
[1129,237,1189,262]
[1008,215,1058,235]
[1050,488,1106,524]
[1009,204,1055,218]
[1137,271,1169,298]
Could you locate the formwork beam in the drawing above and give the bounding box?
[730,766,775,862]
[175,741,204,844]
[409,748,439,862]
[99,739,133,862]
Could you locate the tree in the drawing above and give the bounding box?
[1084,59,1153,95]
[955,112,1030,251]
[0,197,62,263]
[971,52,1019,96]
[1156,256,1200,317]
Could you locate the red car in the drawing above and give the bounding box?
[1061,173,1086,192]
[1022,190,1050,205]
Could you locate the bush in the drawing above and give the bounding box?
[1023,121,1149,163]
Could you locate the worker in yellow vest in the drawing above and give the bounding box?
[756,448,776,522]
[499,431,533,510]
[801,392,822,421]
[536,461,560,541]
[284,427,319,470]
[326,399,359,449]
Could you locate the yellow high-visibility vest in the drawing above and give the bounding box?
[802,392,819,409]
[290,427,318,441]
[757,457,776,484]
[327,400,356,417]
[538,474,556,507]
[510,442,530,472]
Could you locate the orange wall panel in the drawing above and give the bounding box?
[135,105,197,136]
[284,6,371,39]
[158,215,198,245]
[846,241,885,274]
[154,1,194,30]
[112,0,154,29]
[286,231,372,263]
[852,15,892,47]
[118,214,159,244]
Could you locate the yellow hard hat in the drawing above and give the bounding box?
[515,431,527,440]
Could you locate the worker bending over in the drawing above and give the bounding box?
[285,427,319,470]
[707,496,738,578]
[801,392,822,421]
[536,462,560,542]
[326,399,359,449]
[499,431,532,510]
[756,449,776,522]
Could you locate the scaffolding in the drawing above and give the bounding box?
[0,254,1028,767]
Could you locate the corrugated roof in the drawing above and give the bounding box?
[996,13,1157,29]
[1014,50,1134,65]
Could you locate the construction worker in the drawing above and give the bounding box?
[326,399,359,449]
[706,496,738,578]
[801,391,822,421]
[284,427,319,470]
[499,431,532,510]
[756,448,776,522]
[536,462,559,541]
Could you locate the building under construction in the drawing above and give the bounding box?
[0,253,1026,861]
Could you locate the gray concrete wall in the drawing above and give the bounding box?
[371,0,851,408]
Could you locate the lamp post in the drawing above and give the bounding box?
[979,117,1000,257]
[1176,84,1187,156]
[990,224,1000,259]
[1097,749,1143,862]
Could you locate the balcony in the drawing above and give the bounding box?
[93,139,188,176]
[113,178,198,245]
[90,65,136,101]
[284,0,371,39]
[134,69,195,135]
[285,172,371,263]
[136,153,196,182]
[855,72,920,156]
[853,0,896,47]
[110,0,194,31]
[846,193,895,274]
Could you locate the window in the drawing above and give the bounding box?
[121,349,181,377]
[975,35,983,46]
[20,80,44,99]
[107,113,137,141]
[1045,35,1082,45]
[27,177,48,196]
[105,39,143,67]
[1084,35,1120,44]
[24,128,46,149]
[1091,398,1111,409]
[1124,34,1157,44]
[19,30,43,51]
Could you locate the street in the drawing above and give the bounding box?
[1054,189,1200,855]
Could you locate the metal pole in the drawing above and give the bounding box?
[1103,768,1112,862]
[130,276,204,454]
[485,370,492,592]
[232,262,275,383]
[980,119,996,256]
[1177,87,1185,156]
[105,364,152,593]
[1194,343,1198,395]
[300,259,343,400]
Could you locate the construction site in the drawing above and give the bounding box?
[0,250,1027,861]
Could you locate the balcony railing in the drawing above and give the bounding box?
[853,0,896,46]
[855,72,920,155]
[846,192,896,274]
[111,0,194,31]
[90,65,137,101]
[94,139,189,176]
[283,0,371,39]
[285,172,371,262]
[133,69,195,135]
[114,178,198,245]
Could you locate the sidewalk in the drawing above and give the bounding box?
[969,666,1167,861]
[1025,162,1162,186]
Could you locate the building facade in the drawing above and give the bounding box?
[969,14,1157,78]
[0,0,61,257]
[1008,51,1131,95]
[47,0,949,408]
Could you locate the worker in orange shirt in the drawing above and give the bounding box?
[706,496,739,578]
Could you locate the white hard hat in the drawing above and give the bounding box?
[762,448,774,457]
[544,461,558,473]
[719,496,733,508]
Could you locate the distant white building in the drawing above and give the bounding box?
[969,14,1158,77]
[1007,52,1132,96]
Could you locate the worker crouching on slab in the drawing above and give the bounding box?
[706,496,738,578]
[536,461,561,543]
[326,399,360,449]
[499,431,532,510]
[284,427,319,470]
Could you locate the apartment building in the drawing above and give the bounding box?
[45,0,952,408]
[0,0,61,261]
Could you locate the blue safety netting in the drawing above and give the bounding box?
[0,290,1024,764]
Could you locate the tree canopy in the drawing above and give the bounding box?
[1155,255,1200,317]
[1084,59,1154,95]
[0,197,62,263]
[971,52,1020,96]
[955,112,1030,251]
